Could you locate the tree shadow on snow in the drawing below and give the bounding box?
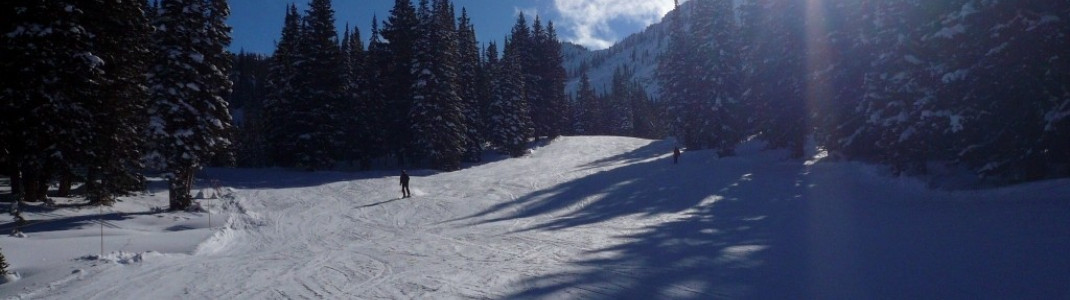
[0,210,161,234]
[455,141,818,298]
[467,142,1070,299]
[198,168,435,190]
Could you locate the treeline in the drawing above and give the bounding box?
[1,0,233,210]
[658,0,1069,183]
[235,0,571,171]
[572,66,662,139]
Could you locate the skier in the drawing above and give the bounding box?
[400,170,411,198]
[673,146,681,164]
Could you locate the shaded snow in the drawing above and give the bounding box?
[2,136,1069,299]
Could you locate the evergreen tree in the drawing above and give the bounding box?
[810,0,879,160]
[573,72,599,135]
[607,66,634,135]
[489,41,534,157]
[657,2,701,149]
[851,0,939,174]
[79,0,154,202]
[478,42,500,142]
[409,0,467,170]
[262,5,304,168]
[340,24,372,167]
[628,80,658,138]
[360,16,390,169]
[739,0,808,158]
[927,0,1070,180]
[147,0,234,210]
[508,13,536,136]
[231,52,271,167]
[536,21,570,138]
[0,247,8,275]
[456,8,485,161]
[382,0,421,166]
[691,0,743,156]
[294,0,345,169]
[528,17,550,138]
[0,0,105,204]
[1034,2,1070,179]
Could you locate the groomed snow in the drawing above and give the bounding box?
[2,136,1069,299]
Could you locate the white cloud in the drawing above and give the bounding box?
[553,0,683,49]
[514,6,540,18]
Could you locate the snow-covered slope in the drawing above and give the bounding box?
[564,22,663,98]
[563,0,722,98]
[563,20,667,98]
[3,136,1069,299]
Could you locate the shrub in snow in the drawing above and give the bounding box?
[0,248,9,275]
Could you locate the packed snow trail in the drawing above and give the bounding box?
[5,136,1069,299]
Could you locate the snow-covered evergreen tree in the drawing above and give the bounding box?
[658,0,743,155]
[262,4,304,168]
[381,0,421,166]
[295,0,344,169]
[359,17,390,169]
[340,25,372,167]
[534,21,571,139]
[231,52,271,167]
[740,0,808,158]
[80,0,154,202]
[489,40,534,157]
[0,247,8,275]
[456,8,485,162]
[691,0,743,156]
[928,0,1070,180]
[607,66,634,135]
[147,0,233,210]
[1,0,105,204]
[409,0,467,170]
[478,42,500,142]
[810,0,878,161]
[657,2,700,149]
[851,0,941,174]
[572,72,598,135]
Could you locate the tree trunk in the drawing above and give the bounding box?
[35,170,52,206]
[97,171,116,206]
[57,168,72,197]
[85,167,101,204]
[169,166,195,211]
[22,169,42,202]
[10,167,22,201]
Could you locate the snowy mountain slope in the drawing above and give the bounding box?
[562,20,667,98]
[3,136,1069,299]
[562,0,743,98]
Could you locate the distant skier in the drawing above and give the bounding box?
[400,170,411,198]
[673,146,681,164]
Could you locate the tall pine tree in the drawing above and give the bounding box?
[490,39,534,157]
[381,0,421,166]
[262,5,304,168]
[408,0,467,170]
[740,0,808,158]
[456,8,485,162]
[147,0,234,210]
[296,0,345,169]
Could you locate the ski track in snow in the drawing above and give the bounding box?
[4,136,1070,299]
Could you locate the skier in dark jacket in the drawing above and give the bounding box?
[400,170,411,198]
[673,146,681,164]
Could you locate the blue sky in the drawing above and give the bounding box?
[227,0,681,54]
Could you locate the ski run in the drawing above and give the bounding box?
[2,136,1068,299]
